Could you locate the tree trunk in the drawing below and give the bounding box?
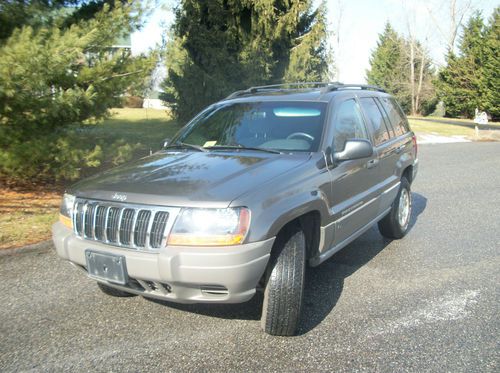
[409,42,416,116]
[415,47,425,115]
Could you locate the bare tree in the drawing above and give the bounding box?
[414,38,428,113]
[400,1,439,116]
[334,0,344,81]
[426,0,473,53]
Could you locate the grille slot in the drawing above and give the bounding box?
[119,208,135,245]
[84,203,96,238]
[94,206,107,240]
[106,207,120,243]
[73,199,174,250]
[150,212,169,248]
[134,210,151,247]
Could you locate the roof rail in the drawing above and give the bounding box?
[321,84,386,93]
[224,82,343,100]
[224,82,386,100]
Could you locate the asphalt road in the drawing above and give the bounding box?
[1,142,499,372]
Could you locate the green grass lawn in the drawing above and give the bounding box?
[408,118,475,137]
[91,108,181,154]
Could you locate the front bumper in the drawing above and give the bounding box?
[52,222,274,304]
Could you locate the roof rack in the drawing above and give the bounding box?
[224,82,385,100]
[225,82,343,100]
[320,84,386,93]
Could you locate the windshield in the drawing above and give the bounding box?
[170,101,327,152]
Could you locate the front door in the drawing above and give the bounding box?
[326,98,380,249]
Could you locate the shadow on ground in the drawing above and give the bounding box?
[147,192,427,334]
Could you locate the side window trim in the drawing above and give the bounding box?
[391,98,411,132]
[358,96,391,147]
[377,97,409,137]
[374,97,396,138]
[353,97,375,145]
[330,97,372,152]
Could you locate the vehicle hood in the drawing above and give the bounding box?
[69,150,311,207]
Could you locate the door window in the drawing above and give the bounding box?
[378,97,408,136]
[332,99,369,151]
[359,97,391,145]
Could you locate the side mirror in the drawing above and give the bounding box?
[162,138,170,148]
[334,139,373,162]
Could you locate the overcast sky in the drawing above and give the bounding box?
[131,0,498,83]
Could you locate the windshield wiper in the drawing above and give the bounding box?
[206,145,282,154]
[165,142,208,152]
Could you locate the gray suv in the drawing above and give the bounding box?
[53,83,418,336]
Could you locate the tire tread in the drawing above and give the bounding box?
[378,177,412,239]
[261,225,305,336]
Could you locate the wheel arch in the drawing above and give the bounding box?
[269,208,322,262]
[402,164,414,183]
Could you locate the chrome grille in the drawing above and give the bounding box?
[94,206,107,240]
[106,207,120,243]
[150,211,169,248]
[134,210,151,247]
[84,204,95,238]
[119,208,135,245]
[73,199,178,250]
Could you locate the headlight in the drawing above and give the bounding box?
[168,207,250,246]
[59,193,75,229]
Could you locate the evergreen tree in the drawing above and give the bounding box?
[366,22,435,115]
[162,0,328,121]
[435,9,500,119]
[0,1,129,41]
[0,1,157,181]
[436,13,486,118]
[481,8,499,119]
[366,23,405,99]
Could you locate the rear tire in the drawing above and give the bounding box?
[97,282,137,297]
[378,177,412,239]
[261,224,306,336]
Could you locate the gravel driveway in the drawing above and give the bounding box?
[1,142,499,372]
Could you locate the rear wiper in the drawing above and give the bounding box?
[165,142,208,152]
[206,145,282,154]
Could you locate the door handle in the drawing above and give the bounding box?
[395,144,405,154]
[366,159,379,169]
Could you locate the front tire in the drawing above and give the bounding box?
[378,177,412,239]
[261,225,306,336]
[97,282,137,297]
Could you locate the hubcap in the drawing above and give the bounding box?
[398,188,411,229]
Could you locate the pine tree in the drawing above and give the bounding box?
[482,8,499,119]
[436,8,500,119]
[436,12,489,118]
[366,22,435,115]
[0,1,157,181]
[162,0,329,121]
[366,23,405,98]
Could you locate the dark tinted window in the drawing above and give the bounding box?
[359,97,391,145]
[378,97,408,136]
[332,99,369,151]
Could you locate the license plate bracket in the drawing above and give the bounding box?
[85,250,128,285]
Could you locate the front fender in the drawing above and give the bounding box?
[240,189,331,243]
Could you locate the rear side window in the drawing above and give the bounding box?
[359,97,391,146]
[378,97,408,136]
[332,99,369,151]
